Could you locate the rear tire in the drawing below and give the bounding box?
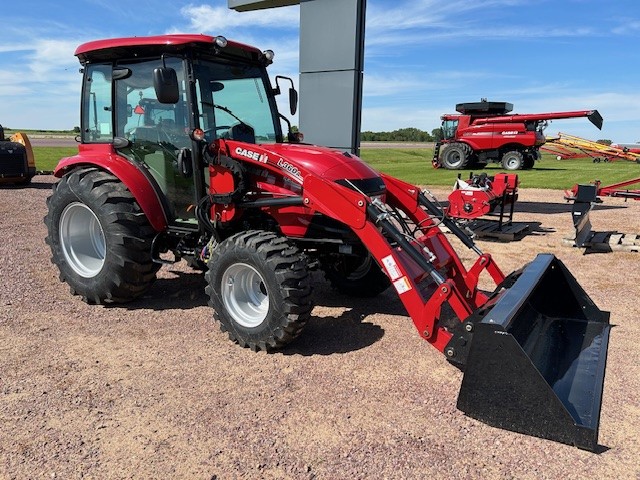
[501,150,524,170]
[44,167,160,304]
[440,143,472,169]
[205,231,313,352]
[322,253,390,297]
[523,155,535,169]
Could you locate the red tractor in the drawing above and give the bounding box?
[433,100,603,170]
[45,35,611,450]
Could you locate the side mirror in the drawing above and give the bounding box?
[288,88,298,116]
[274,76,298,116]
[153,67,179,104]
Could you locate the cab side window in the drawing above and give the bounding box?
[82,64,113,143]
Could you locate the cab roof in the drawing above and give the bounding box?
[75,34,263,63]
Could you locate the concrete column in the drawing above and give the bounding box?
[228,0,366,154]
[299,0,366,154]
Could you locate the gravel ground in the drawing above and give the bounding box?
[1,175,639,479]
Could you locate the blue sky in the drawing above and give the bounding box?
[1,0,639,142]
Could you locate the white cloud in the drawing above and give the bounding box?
[26,39,80,81]
[612,19,640,35]
[180,4,299,32]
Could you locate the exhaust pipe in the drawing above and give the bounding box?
[452,254,610,451]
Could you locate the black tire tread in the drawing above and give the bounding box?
[205,230,313,352]
[440,142,473,169]
[44,167,160,304]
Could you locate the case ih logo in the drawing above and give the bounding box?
[235,147,269,163]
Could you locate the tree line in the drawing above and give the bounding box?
[361,127,443,142]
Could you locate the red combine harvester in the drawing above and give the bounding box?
[433,100,603,170]
[45,35,611,450]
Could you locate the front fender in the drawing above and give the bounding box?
[54,144,168,232]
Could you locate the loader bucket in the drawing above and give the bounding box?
[456,254,610,451]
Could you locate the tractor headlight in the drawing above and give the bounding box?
[263,49,275,62]
[214,36,228,48]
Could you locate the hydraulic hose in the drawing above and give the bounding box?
[366,204,446,285]
[417,192,482,255]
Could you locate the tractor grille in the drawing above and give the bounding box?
[0,143,27,176]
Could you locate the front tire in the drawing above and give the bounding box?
[205,231,313,352]
[440,143,472,169]
[44,167,160,304]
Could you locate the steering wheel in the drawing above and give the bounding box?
[203,125,233,140]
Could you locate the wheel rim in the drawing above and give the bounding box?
[59,202,106,278]
[221,263,269,328]
[504,155,520,169]
[445,149,463,168]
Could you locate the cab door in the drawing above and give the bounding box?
[114,57,198,228]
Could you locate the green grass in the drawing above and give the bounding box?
[360,148,640,190]
[33,147,77,171]
[33,145,639,190]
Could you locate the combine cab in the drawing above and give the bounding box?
[45,35,611,451]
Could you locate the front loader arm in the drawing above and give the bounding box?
[301,173,505,352]
[302,171,611,451]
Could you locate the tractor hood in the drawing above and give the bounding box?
[261,143,381,182]
[222,140,383,187]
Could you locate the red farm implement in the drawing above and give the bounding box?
[433,101,602,170]
[446,172,528,240]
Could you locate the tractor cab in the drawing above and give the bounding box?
[76,35,296,228]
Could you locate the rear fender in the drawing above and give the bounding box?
[54,144,168,231]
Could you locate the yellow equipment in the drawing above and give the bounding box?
[0,126,36,184]
[543,132,640,163]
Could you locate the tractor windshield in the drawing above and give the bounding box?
[193,59,280,144]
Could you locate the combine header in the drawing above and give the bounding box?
[45,34,611,451]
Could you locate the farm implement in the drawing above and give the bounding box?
[445,172,528,240]
[543,132,640,163]
[0,125,36,185]
[45,34,611,451]
[566,180,640,250]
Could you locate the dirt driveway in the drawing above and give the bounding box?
[1,176,639,479]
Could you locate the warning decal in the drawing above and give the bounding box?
[393,276,412,294]
[381,255,402,281]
